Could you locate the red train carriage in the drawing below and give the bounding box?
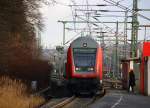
[65,36,103,94]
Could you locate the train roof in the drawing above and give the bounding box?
[70,36,99,48]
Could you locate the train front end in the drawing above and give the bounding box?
[66,37,103,94]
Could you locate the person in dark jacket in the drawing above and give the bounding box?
[129,70,135,92]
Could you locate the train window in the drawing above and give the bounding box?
[73,48,96,53]
[73,48,96,72]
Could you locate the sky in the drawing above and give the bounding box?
[40,0,71,48]
[40,0,150,48]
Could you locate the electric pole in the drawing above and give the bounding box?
[115,21,119,78]
[124,10,128,59]
[131,0,139,58]
[58,21,66,45]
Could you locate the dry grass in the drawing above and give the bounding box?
[0,76,45,108]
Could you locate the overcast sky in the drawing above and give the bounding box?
[40,0,150,48]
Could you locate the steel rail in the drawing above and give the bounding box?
[51,96,75,108]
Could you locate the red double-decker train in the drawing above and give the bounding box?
[65,36,103,94]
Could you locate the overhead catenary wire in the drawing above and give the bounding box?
[58,0,150,45]
[69,4,114,7]
[75,15,126,44]
[69,1,128,40]
[66,3,124,44]
[103,0,150,22]
[70,0,87,33]
[52,0,69,6]
[70,1,77,32]
[65,28,87,45]
[92,16,125,38]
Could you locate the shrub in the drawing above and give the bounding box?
[0,76,45,108]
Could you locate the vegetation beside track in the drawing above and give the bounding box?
[0,76,45,108]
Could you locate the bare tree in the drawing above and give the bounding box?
[0,0,49,72]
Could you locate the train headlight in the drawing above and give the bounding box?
[83,43,87,47]
[75,67,80,71]
[88,67,94,71]
[100,80,103,84]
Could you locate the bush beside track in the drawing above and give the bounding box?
[0,76,45,108]
[0,59,52,90]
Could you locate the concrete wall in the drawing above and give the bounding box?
[144,57,150,96]
[147,57,150,95]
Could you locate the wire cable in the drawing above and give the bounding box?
[103,0,150,22]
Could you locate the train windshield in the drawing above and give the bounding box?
[73,48,96,67]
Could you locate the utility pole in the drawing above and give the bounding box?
[131,0,139,58]
[124,10,128,59]
[86,0,91,36]
[100,28,105,48]
[63,22,66,45]
[144,26,147,41]
[58,21,66,45]
[115,21,119,78]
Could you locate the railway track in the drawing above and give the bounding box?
[39,95,96,108]
[62,94,104,108]
[38,88,105,108]
[59,90,105,108]
[48,91,105,108]
[39,96,75,108]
